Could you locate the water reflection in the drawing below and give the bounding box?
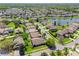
[51,18,79,25]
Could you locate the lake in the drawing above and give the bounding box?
[51,18,79,25]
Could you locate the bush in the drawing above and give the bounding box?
[50,51,56,56]
[64,47,69,56]
[22,32,28,40]
[56,50,62,56]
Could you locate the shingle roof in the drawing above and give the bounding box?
[26,22,45,46]
[30,32,41,38]
[29,28,38,33]
[0,28,5,34]
[25,23,33,26]
[31,37,44,46]
[13,36,24,49]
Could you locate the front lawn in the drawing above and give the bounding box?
[51,49,65,56]
[0,38,13,53]
[7,22,15,29]
[56,26,63,30]
[25,45,48,54]
[62,38,72,44]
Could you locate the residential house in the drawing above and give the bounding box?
[13,36,25,56]
[31,37,45,46]
[57,23,79,39]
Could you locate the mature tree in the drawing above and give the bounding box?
[36,18,39,22]
[46,38,56,50]
[38,29,41,34]
[22,32,28,40]
[28,18,33,23]
[36,25,39,30]
[64,47,69,56]
[57,50,62,56]
[50,51,55,56]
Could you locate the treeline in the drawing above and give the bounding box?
[0,3,79,9]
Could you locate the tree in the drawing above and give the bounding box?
[64,47,69,56]
[54,21,56,26]
[28,18,33,23]
[46,38,56,50]
[41,52,48,56]
[36,18,39,22]
[38,29,41,34]
[51,51,55,56]
[22,32,28,40]
[36,25,39,30]
[57,50,62,56]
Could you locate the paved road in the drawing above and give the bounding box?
[56,38,79,50]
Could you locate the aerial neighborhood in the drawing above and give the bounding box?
[0,4,79,56]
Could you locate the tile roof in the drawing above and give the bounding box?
[31,37,44,46]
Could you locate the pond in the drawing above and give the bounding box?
[51,18,79,26]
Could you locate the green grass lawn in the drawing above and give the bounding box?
[7,22,15,29]
[62,38,72,44]
[56,25,68,30]
[51,49,65,56]
[25,45,48,54]
[0,38,13,49]
[56,26,63,30]
[73,16,79,18]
